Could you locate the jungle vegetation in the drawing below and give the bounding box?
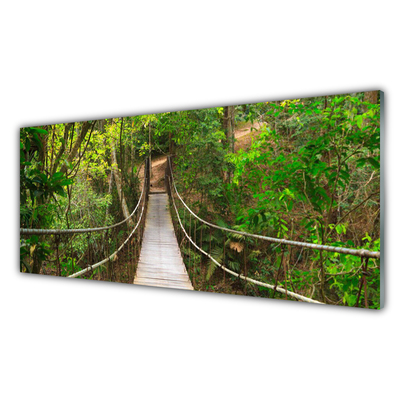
[20,91,381,308]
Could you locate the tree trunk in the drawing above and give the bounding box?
[363,91,378,126]
[223,106,236,184]
[364,91,378,105]
[223,106,235,152]
[228,106,235,153]
[51,123,73,175]
[111,136,133,228]
[59,121,93,176]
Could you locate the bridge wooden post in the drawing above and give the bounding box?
[200,224,203,286]
[189,212,192,277]
[128,238,131,283]
[113,227,117,281]
[55,234,61,276]
[355,257,370,308]
[165,156,171,197]
[272,245,286,299]
[194,219,197,287]
[145,157,150,197]
[106,231,110,280]
[208,226,212,289]
[244,239,247,295]
[283,244,288,300]
[223,231,226,287]
[363,258,370,308]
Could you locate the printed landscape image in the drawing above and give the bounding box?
[20,91,381,308]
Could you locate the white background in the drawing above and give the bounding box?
[1,1,398,399]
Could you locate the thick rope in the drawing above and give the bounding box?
[20,171,146,236]
[169,178,323,304]
[168,157,380,259]
[67,195,146,278]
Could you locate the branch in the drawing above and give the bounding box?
[51,123,73,175]
[59,121,93,176]
[68,121,96,179]
[327,191,379,239]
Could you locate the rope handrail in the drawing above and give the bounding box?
[168,176,323,304]
[20,169,147,236]
[167,157,380,259]
[67,196,146,278]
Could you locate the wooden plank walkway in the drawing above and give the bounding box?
[134,192,193,291]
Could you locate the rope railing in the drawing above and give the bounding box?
[67,194,146,278]
[21,158,150,279]
[67,160,150,278]
[168,175,323,304]
[20,160,148,236]
[167,157,380,259]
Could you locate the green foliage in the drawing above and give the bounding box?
[20,119,141,276]
[60,257,77,277]
[20,235,51,273]
[323,235,380,308]
[20,93,381,306]
[20,127,73,227]
[175,93,380,306]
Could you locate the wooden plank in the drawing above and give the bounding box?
[134,193,193,291]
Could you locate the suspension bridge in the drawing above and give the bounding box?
[134,192,193,291]
[20,157,380,305]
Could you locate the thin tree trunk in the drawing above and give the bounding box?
[105,170,114,220]
[227,106,235,153]
[111,136,133,228]
[59,121,93,176]
[223,106,235,183]
[364,91,378,105]
[363,91,378,126]
[51,123,73,175]
[223,106,235,152]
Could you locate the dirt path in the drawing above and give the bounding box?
[234,121,265,151]
[235,121,263,139]
[149,155,167,192]
[137,155,167,192]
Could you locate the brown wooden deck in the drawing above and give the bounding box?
[134,192,193,291]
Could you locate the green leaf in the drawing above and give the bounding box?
[335,224,347,235]
[355,115,363,129]
[31,132,42,149]
[366,157,380,169]
[30,128,48,135]
[54,186,66,197]
[61,178,73,186]
[346,294,357,307]
[52,172,64,180]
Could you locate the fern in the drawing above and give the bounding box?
[230,232,244,240]
[206,246,223,281]
[215,219,229,228]
[227,260,240,273]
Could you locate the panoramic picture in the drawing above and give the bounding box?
[20,91,381,308]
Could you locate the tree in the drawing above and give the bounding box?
[223,105,235,153]
[364,91,378,105]
[110,118,133,228]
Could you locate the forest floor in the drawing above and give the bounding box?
[234,121,264,151]
[149,156,167,192]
